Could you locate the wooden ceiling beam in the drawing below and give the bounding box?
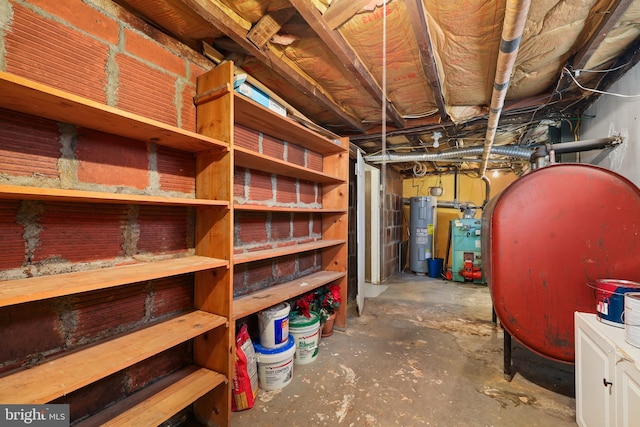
[323,0,372,30]
[289,0,405,129]
[573,0,635,70]
[178,0,366,132]
[406,0,448,122]
[350,90,585,144]
[557,0,635,93]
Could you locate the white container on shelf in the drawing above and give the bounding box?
[258,302,290,348]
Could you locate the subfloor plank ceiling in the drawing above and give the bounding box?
[116,0,640,177]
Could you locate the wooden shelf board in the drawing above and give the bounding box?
[0,256,228,307]
[234,204,347,214]
[0,184,229,207]
[234,270,346,319]
[76,366,226,427]
[0,71,228,152]
[0,310,226,404]
[234,94,345,155]
[233,239,345,265]
[235,147,344,184]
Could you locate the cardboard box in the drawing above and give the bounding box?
[235,82,287,117]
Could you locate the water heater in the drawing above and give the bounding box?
[409,196,437,274]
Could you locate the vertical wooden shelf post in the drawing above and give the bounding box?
[320,138,350,329]
[193,62,235,426]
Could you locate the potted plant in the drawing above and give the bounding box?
[315,284,341,337]
[293,284,341,337]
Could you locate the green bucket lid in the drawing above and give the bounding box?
[289,310,320,328]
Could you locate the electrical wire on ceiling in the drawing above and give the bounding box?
[571,62,631,74]
[563,67,640,99]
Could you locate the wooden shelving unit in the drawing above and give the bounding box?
[0,60,348,425]
[0,184,230,206]
[0,71,227,152]
[233,239,346,265]
[0,256,228,307]
[235,204,347,214]
[234,94,344,155]
[226,71,350,329]
[0,71,233,425]
[76,366,226,427]
[235,146,344,183]
[233,271,346,320]
[0,311,226,404]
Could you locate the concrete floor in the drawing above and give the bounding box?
[231,273,577,426]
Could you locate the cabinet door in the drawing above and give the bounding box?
[616,359,640,427]
[575,315,616,427]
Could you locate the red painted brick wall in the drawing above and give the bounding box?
[0,0,210,421]
[0,0,334,420]
[76,129,150,190]
[3,0,209,131]
[0,275,194,375]
[232,125,325,297]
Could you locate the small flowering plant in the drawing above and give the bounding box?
[293,284,341,324]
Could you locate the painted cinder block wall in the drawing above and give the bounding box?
[382,168,404,281]
[0,0,322,422]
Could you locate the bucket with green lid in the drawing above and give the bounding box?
[289,311,321,365]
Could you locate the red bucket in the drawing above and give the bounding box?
[596,279,640,327]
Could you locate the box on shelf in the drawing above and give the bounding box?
[234,75,287,117]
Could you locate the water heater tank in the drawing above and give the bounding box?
[409,196,437,274]
[482,164,640,363]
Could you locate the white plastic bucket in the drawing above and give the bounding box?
[253,334,296,391]
[289,311,320,365]
[258,302,290,348]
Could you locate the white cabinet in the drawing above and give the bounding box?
[575,312,640,427]
[616,359,640,427]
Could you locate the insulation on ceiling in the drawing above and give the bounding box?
[509,0,604,99]
[113,0,640,157]
[584,1,640,70]
[337,1,439,120]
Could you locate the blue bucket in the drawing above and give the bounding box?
[427,258,444,278]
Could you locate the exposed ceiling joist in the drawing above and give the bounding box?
[557,0,635,94]
[178,0,367,132]
[405,0,448,122]
[117,0,640,175]
[289,0,405,129]
[573,0,635,70]
[581,37,640,110]
[323,0,372,30]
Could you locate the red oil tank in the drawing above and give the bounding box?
[482,164,640,363]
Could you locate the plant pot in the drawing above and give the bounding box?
[321,312,336,337]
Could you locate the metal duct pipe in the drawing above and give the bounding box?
[481,175,491,209]
[437,201,477,210]
[480,0,531,178]
[530,136,621,163]
[364,136,619,165]
[550,136,621,154]
[365,145,534,164]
